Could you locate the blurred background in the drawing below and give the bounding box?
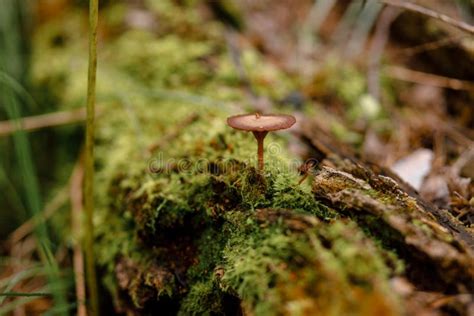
[0,0,473,314]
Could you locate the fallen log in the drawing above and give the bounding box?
[92,109,473,315]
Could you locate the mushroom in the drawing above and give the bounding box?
[227,113,296,171]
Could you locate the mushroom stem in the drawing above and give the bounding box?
[253,131,268,171]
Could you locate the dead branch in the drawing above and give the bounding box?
[8,188,69,244]
[385,65,474,91]
[0,108,86,137]
[393,35,469,57]
[381,0,474,34]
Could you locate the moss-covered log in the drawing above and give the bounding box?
[28,1,473,314]
[95,128,402,315]
[89,107,472,315]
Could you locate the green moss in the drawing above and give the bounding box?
[219,219,399,315]
[363,188,397,205]
[179,280,227,316]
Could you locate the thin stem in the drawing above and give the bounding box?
[385,65,474,91]
[85,0,99,315]
[0,108,87,136]
[253,131,268,171]
[381,0,474,34]
[257,136,264,170]
[71,158,87,316]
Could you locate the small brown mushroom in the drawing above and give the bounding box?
[227,113,296,171]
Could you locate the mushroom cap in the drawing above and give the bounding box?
[227,113,296,132]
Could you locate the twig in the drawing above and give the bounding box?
[380,0,474,34]
[8,188,69,244]
[70,158,87,316]
[393,35,468,57]
[385,65,474,91]
[10,236,37,259]
[84,0,99,314]
[0,108,87,137]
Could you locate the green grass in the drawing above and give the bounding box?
[84,0,100,315]
[0,0,69,314]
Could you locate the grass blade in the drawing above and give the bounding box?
[84,0,100,315]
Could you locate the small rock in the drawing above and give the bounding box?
[391,149,433,191]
